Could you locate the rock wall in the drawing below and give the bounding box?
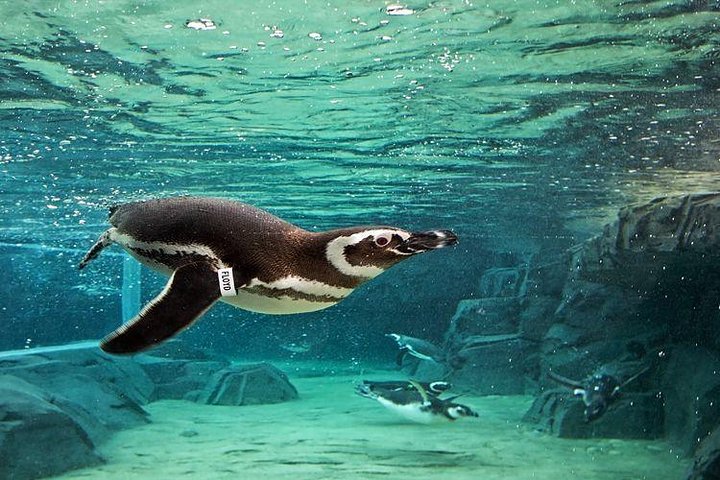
[444,193,720,461]
[0,343,297,480]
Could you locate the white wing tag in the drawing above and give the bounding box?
[217,267,237,296]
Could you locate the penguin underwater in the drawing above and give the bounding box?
[547,366,649,421]
[386,332,446,365]
[79,196,458,354]
[356,379,478,424]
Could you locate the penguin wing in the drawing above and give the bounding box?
[100,262,221,354]
[408,379,431,405]
[547,370,584,390]
[619,366,650,390]
[396,347,409,366]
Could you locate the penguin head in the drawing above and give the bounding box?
[324,227,458,279]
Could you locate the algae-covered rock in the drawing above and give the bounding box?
[0,375,103,480]
[198,363,298,406]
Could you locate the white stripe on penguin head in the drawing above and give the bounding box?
[325,229,410,278]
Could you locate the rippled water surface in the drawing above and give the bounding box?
[1,1,719,350]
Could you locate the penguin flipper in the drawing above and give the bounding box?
[100,262,221,354]
[396,348,409,366]
[619,366,650,390]
[547,370,584,390]
[408,379,430,404]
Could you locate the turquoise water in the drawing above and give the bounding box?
[1,1,719,478]
[2,0,718,353]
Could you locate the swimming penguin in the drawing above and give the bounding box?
[547,366,649,422]
[360,379,452,395]
[386,333,445,366]
[356,379,478,424]
[78,196,457,354]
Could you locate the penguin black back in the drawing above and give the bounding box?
[79,196,458,354]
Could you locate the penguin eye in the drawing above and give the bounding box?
[374,234,391,247]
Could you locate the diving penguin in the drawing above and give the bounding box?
[547,366,649,422]
[386,333,446,365]
[79,196,458,354]
[356,379,478,424]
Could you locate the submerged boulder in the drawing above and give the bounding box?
[515,193,720,446]
[686,425,720,480]
[445,270,533,394]
[197,363,298,406]
[450,334,531,394]
[523,387,664,439]
[134,355,228,401]
[0,348,154,479]
[661,346,720,455]
[0,375,103,480]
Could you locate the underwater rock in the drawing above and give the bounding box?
[517,295,559,342]
[523,388,664,439]
[23,372,148,444]
[574,192,720,290]
[0,349,154,405]
[134,356,228,401]
[686,425,720,480]
[0,351,152,402]
[36,349,155,405]
[449,335,531,394]
[477,266,528,297]
[661,345,720,455]
[448,297,522,338]
[446,193,720,447]
[198,363,298,406]
[445,290,532,394]
[0,375,103,480]
[0,351,151,445]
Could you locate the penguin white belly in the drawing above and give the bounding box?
[221,290,337,315]
[221,275,349,314]
[376,397,437,424]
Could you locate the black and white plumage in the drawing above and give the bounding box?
[360,379,452,395]
[79,196,458,354]
[386,333,446,365]
[547,367,649,422]
[356,379,478,424]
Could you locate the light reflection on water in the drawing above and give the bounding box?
[0,0,718,337]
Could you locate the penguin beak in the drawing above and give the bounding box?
[400,230,458,254]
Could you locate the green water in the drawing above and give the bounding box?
[0,2,718,477]
[2,0,719,248]
[1,0,719,353]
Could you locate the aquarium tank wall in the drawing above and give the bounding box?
[1,1,719,479]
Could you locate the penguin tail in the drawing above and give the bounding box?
[78,229,114,270]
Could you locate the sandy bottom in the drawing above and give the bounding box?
[56,367,689,480]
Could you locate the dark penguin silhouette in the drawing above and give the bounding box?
[385,333,467,372]
[386,333,446,365]
[547,367,649,421]
[79,196,458,354]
